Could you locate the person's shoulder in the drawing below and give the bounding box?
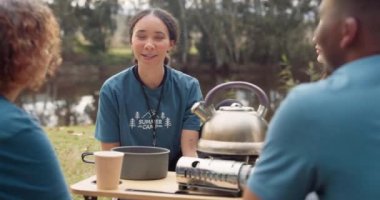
[0,98,27,122]
[284,80,329,108]
[167,66,199,84]
[0,99,37,140]
[104,66,134,85]
[291,80,329,99]
[101,66,134,90]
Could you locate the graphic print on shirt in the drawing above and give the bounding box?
[129,109,172,131]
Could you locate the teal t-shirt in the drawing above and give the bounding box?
[95,65,202,170]
[248,55,380,200]
[0,96,71,200]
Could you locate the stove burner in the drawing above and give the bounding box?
[176,157,253,197]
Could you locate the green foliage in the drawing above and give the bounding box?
[278,54,323,94]
[48,0,81,55]
[49,0,319,73]
[306,62,323,82]
[62,43,132,67]
[76,0,120,53]
[48,0,119,55]
[38,0,325,122]
[146,0,321,102]
[278,55,299,93]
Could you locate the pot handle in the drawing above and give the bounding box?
[81,152,95,164]
[204,81,269,117]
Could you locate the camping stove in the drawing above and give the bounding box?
[176,157,253,197]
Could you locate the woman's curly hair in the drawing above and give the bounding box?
[0,0,61,94]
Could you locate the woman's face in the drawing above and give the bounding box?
[131,14,174,67]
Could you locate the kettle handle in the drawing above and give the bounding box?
[204,81,269,117]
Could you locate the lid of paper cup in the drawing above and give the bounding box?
[94,151,124,157]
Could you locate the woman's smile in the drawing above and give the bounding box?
[141,53,158,60]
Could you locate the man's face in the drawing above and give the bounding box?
[314,0,346,70]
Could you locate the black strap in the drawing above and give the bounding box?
[133,65,167,146]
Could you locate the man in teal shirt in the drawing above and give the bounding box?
[244,0,380,199]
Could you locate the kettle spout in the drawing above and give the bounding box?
[191,101,214,123]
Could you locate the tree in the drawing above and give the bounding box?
[76,0,120,53]
[147,0,190,68]
[48,0,81,56]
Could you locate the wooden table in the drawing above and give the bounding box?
[71,172,242,200]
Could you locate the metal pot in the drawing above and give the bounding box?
[192,81,269,159]
[111,146,170,180]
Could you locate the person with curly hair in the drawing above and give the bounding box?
[0,0,71,199]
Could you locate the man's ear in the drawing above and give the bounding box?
[340,17,358,48]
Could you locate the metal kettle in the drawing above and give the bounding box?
[192,81,269,158]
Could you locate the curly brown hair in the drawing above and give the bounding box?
[0,0,61,95]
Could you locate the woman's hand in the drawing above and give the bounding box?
[180,130,199,157]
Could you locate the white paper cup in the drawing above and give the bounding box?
[82,151,124,190]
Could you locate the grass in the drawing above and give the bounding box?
[45,125,111,200]
[108,47,132,56]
